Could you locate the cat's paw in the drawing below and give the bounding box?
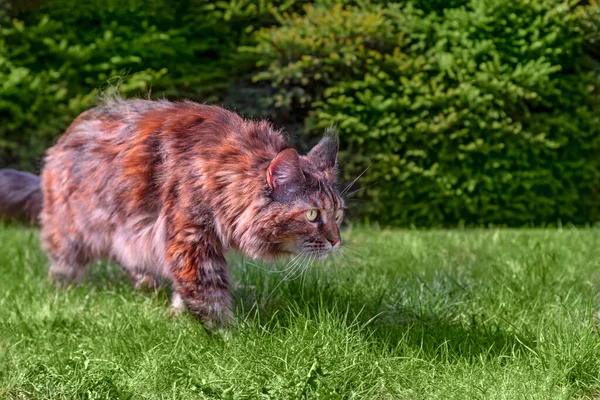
[171,290,236,332]
[203,315,236,340]
[168,291,187,317]
[132,273,159,291]
[203,306,237,333]
[48,263,85,287]
[212,326,234,341]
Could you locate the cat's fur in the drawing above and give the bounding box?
[39,99,343,328]
[0,169,42,225]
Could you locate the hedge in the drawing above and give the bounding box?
[1,0,599,226]
[0,0,300,170]
[247,0,600,226]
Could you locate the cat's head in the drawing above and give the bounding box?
[256,132,344,259]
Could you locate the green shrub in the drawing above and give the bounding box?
[0,0,302,170]
[2,0,599,226]
[248,0,600,226]
[0,0,213,170]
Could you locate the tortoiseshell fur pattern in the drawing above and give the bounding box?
[40,99,343,328]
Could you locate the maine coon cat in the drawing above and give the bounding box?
[37,98,343,328]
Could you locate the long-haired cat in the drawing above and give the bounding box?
[33,98,343,328]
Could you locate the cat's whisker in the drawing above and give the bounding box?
[341,163,372,196]
[286,252,319,281]
[328,253,348,287]
[280,254,305,275]
[341,244,366,259]
[307,253,317,270]
[287,253,312,281]
[244,261,274,272]
[284,257,304,281]
[343,181,378,200]
[342,248,364,266]
[300,254,317,279]
[280,253,304,272]
[243,253,307,292]
[245,253,303,273]
[265,271,292,301]
[300,257,310,288]
[339,251,353,269]
[333,252,349,275]
[265,252,308,299]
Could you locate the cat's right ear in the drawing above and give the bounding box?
[267,148,304,189]
[308,129,338,170]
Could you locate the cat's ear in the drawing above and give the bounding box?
[267,148,304,189]
[308,129,338,169]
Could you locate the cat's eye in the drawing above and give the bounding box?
[305,209,319,222]
[336,210,343,221]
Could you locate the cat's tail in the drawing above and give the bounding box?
[0,169,42,225]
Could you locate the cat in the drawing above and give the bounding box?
[28,98,344,329]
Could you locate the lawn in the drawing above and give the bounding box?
[1,224,599,399]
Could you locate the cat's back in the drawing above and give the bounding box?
[51,99,232,147]
[42,99,286,211]
[43,99,234,210]
[45,99,245,170]
[49,98,285,163]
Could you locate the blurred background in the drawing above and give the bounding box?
[0,0,599,227]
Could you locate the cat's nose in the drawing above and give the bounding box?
[328,238,340,247]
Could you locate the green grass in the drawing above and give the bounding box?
[1,225,600,399]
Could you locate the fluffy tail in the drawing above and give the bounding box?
[0,169,42,225]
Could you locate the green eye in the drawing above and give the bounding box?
[336,210,343,221]
[306,209,319,222]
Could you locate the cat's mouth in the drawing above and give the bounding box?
[284,237,342,260]
[298,243,340,260]
[313,251,332,260]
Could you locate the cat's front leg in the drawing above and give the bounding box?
[166,237,234,329]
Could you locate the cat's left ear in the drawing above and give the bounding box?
[308,129,338,170]
[267,148,304,189]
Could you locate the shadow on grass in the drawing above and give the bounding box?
[231,267,535,361]
[58,258,534,362]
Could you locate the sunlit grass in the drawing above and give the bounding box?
[1,224,599,398]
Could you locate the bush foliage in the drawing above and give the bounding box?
[0,0,299,170]
[0,0,599,226]
[249,0,600,226]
